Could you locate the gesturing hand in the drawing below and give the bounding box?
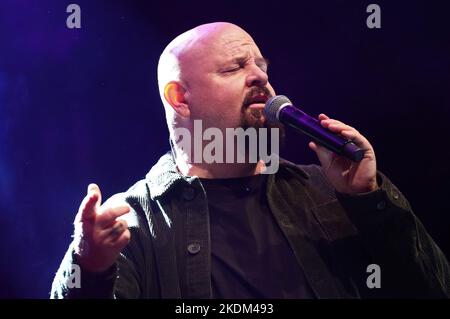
[309,114,378,195]
[73,184,131,273]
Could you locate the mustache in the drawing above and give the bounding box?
[242,87,273,108]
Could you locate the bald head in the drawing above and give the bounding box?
[157,21,274,137]
[157,22,251,104]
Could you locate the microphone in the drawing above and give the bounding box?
[264,95,365,162]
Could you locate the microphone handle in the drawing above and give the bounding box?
[279,106,365,162]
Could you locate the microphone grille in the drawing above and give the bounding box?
[264,95,292,123]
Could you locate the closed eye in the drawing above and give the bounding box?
[224,67,240,73]
[222,64,243,73]
[221,57,269,74]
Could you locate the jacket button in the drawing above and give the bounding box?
[187,243,201,254]
[392,191,399,200]
[182,187,196,201]
[376,200,386,210]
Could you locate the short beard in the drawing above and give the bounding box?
[240,104,286,159]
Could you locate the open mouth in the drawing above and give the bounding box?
[245,93,270,109]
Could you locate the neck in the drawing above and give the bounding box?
[171,141,266,178]
[169,123,271,178]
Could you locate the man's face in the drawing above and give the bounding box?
[179,26,276,131]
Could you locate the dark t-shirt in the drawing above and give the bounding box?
[201,174,315,299]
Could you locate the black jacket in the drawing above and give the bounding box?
[51,153,450,298]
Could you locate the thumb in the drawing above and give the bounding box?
[88,183,102,207]
[308,141,334,168]
[80,183,102,221]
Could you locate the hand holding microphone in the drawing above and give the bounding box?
[264,95,378,194]
[264,95,365,162]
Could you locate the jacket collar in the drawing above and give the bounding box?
[145,152,310,200]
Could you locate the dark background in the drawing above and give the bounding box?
[0,0,449,298]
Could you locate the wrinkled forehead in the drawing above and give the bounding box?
[206,27,257,53]
[181,26,262,68]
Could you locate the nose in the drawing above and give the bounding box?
[245,63,268,88]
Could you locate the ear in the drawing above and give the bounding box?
[163,81,190,118]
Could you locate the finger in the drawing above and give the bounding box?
[80,190,99,221]
[88,183,102,208]
[114,229,131,250]
[321,119,356,132]
[97,205,131,228]
[309,141,334,168]
[100,220,127,241]
[98,219,128,241]
[318,113,330,121]
[320,119,346,129]
[100,223,131,247]
[323,122,356,134]
[340,130,372,151]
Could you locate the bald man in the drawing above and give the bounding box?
[51,22,450,299]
